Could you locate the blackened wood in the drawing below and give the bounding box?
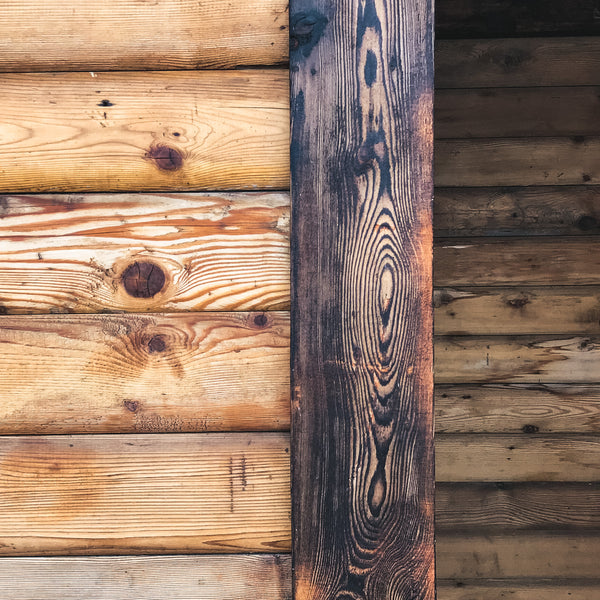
[290,0,435,598]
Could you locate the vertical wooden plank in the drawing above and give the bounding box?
[290,0,435,598]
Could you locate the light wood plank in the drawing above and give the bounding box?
[0,192,289,313]
[436,434,600,482]
[0,313,289,434]
[437,580,600,600]
[436,87,600,139]
[435,286,600,335]
[0,0,289,72]
[435,384,600,434]
[436,482,600,530]
[434,187,600,237]
[0,71,288,193]
[0,434,291,555]
[435,237,600,287]
[0,554,292,600]
[436,37,600,88]
[435,138,599,187]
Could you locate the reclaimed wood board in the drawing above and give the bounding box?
[0,313,289,434]
[437,581,600,600]
[0,71,288,193]
[0,0,289,72]
[0,192,289,313]
[289,0,435,597]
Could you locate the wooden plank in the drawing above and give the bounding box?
[436,533,600,578]
[289,0,435,598]
[436,434,600,482]
[435,237,600,287]
[436,482,600,530]
[436,37,600,88]
[0,313,289,435]
[435,384,600,434]
[0,192,289,313]
[436,0,600,39]
[437,580,600,600]
[0,554,292,600]
[435,335,600,384]
[435,286,600,335]
[434,187,600,237]
[435,138,600,187]
[0,71,288,193]
[0,433,290,555]
[0,0,289,72]
[435,87,600,139]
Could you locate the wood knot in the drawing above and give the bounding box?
[121,261,166,298]
[97,99,113,107]
[253,313,269,328]
[576,215,598,231]
[290,11,328,59]
[147,334,167,353]
[123,400,140,413]
[507,296,530,309]
[522,424,539,434]
[145,144,183,171]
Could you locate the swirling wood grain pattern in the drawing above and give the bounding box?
[290,0,434,598]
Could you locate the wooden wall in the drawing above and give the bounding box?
[0,1,598,598]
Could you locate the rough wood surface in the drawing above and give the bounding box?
[435,0,600,39]
[0,192,289,313]
[0,554,292,600]
[435,384,600,434]
[436,482,600,530]
[437,580,600,600]
[435,286,600,335]
[436,37,600,88]
[289,0,435,597]
[0,71,288,193]
[435,138,600,187]
[436,87,600,139]
[0,313,289,434]
[0,434,290,555]
[435,187,600,237]
[436,533,600,578]
[435,237,600,287]
[0,0,289,72]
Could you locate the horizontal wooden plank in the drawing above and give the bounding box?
[436,335,600,384]
[0,433,291,555]
[434,187,600,237]
[435,238,600,287]
[0,0,289,72]
[0,71,288,193]
[435,0,600,39]
[435,286,600,335]
[435,138,599,187]
[0,192,289,313]
[436,482,600,530]
[435,87,600,139]
[436,37,600,88]
[436,434,600,482]
[437,533,600,578]
[437,580,600,600]
[435,384,600,434]
[0,313,289,434]
[0,554,292,600]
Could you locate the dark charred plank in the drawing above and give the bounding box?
[290,0,435,598]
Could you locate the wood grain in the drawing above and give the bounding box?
[290,0,435,598]
[0,192,289,313]
[435,384,600,434]
[0,434,290,555]
[435,187,600,237]
[0,313,289,434]
[0,71,288,193]
[436,434,600,482]
[435,286,600,335]
[436,37,600,88]
[436,482,600,530]
[437,581,600,600]
[0,0,289,72]
[435,0,600,39]
[436,87,600,139]
[435,138,600,187]
[0,554,292,600]
[435,237,600,287]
